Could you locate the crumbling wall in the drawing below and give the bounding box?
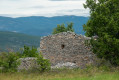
[40,32,98,68]
[17,57,38,71]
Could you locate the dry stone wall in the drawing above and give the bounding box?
[40,32,98,68]
[17,57,38,71]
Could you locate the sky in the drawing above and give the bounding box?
[0,0,89,18]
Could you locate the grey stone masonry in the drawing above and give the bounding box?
[40,31,98,68]
[17,57,38,71]
[51,62,78,69]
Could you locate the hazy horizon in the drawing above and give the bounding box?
[0,0,89,18]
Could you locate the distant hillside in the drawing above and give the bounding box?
[0,16,89,36]
[0,31,40,52]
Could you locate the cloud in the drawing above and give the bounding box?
[0,0,89,18]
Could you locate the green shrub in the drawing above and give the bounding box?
[21,46,51,72]
[20,46,51,72]
[0,52,20,72]
[0,46,51,73]
[22,46,39,57]
[37,53,51,72]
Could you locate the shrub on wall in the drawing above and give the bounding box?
[52,22,74,34]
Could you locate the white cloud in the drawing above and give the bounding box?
[0,0,89,18]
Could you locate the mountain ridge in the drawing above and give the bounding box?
[0,16,89,36]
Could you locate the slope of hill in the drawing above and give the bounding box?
[0,31,40,52]
[0,16,89,36]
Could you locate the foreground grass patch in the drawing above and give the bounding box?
[0,68,119,80]
[51,72,119,80]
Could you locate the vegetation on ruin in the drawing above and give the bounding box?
[52,22,74,34]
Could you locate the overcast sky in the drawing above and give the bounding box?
[0,0,89,18]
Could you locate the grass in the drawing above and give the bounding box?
[0,67,119,80]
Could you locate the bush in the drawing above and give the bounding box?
[37,53,51,72]
[0,46,51,73]
[0,52,20,72]
[21,46,51,72]
[22,46,39,57]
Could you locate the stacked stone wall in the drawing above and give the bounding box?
[17,57,38,71]
[40,32,98,68]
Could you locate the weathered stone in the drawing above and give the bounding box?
[40,32,98,68]
[17,57,38,71]
[51,62,78,69]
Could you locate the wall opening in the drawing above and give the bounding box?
[61,44,65,49]
[73,61,76,63]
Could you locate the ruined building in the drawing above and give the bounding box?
[40,32,98,68]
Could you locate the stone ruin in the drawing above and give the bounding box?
[17,32,98,70]
[0,32,99,71]
[40,31,98,68]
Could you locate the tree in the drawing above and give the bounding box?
[52,22,74,34]
[66,22,74,32]
[22,46,39,57]
[83,0,119,65]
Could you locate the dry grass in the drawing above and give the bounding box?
[0,68,119,80]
